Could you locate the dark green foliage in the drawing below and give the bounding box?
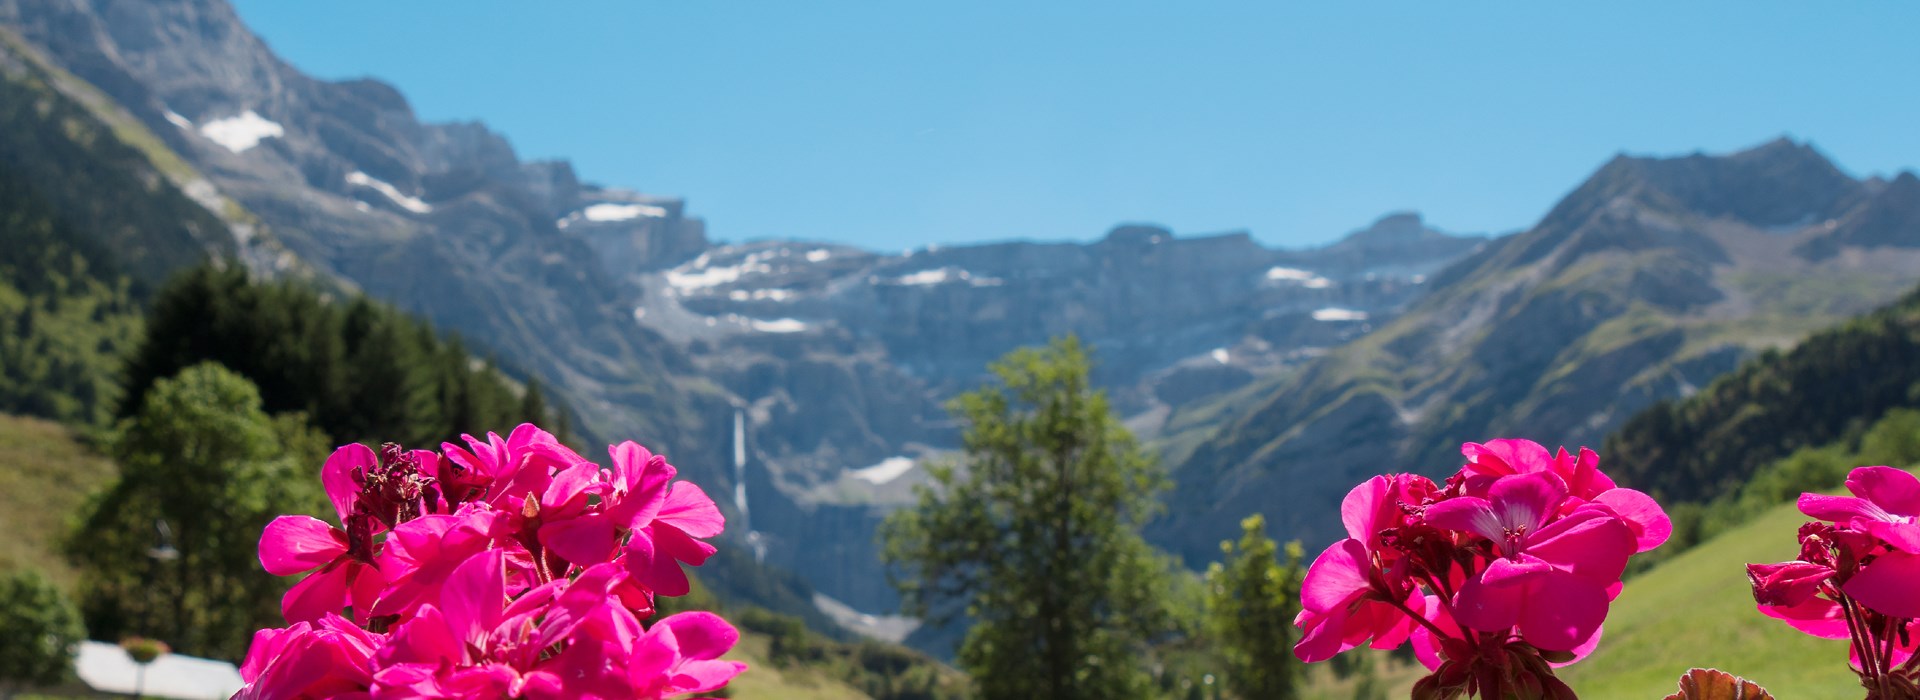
[0,48,227,290]
[0,569,84,695]
[1204,514,1304,700]
[122,265,560,447]
[1606,285,1920,504]
[68,363,325,660]
[0,137,144,426]
[881,337,1176,700]
[1631,408,1920,571]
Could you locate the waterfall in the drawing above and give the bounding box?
[732,408,765,562]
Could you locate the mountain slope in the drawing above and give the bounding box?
[1556,488,1869,697]
[0,0,717,461]
[1606,285,1920,505]
[1159,139,1920,565]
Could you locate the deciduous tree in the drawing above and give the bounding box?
[881,337,1174,700]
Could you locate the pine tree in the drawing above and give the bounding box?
[880,337,1174,700]
[1205,514,1305,700]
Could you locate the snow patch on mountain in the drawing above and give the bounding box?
[1311,307,1370,322]
[198,110,283,153]
[583,202,668,222]
[848,456,916,485]
[886,267,1003,287]
[345,172,432,214]
[1266,266,1333,288]
[749,318,808,333]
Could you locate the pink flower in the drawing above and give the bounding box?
[258,445,387,624]
[624,612,750,699]
[1752,467,1920,693]
[259,515,386,625]
[1798,466,1920,618]
[1426,473,1636,652]
[241,425,744,699]
[233,614,381,700]
[533,441,675,568]
[610,443,724,597]
[439,424,587,511]
[1462,439,1672,553]
[1293,538,1422,662]
[369,503,508,621]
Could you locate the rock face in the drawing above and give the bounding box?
[627,216,1484,607]
[1156,138,1920,568]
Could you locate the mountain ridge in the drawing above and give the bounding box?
[1154,137,1920,567]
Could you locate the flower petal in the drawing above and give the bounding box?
[1843,551,1920,619]
[1341,476,1393,543]
[1798,494,1893,524]
[538,513,621,567]
[1463,439,1553,477]
[1757,596,1849,639]
[625,530,692,597]
[1424,497,1504,542]
[1592,488,1671,552]
[659,611,741,660]
[1452,557,1549,634]
[282,563,353,624]
[322,443,375,524]
[260,515,347,576]
[609,441,675,527]
[1299,539,1372,613]
[1847,466,1920,518]
[1293,605,1356,663]
[656,482,725,539]
[1516,570,1609,651]
[440,550,507,647]
[1527,507,1635,583]
[1489,472,1567,533]
[1863,520,1920,554]
[1746,561,1833,607]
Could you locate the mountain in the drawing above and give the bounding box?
[0,0,1492,626]
[1604,284,1920,506]
[0,0,715,458]
[18,0,1918,650]
[1155,138,1920,566]
[620,214,1483,607]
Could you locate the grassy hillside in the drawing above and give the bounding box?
[0,413,115,588]
[1559,492,1862,697]
[722,634,872,700]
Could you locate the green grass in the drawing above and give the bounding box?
[1559,494,1860,698]
[0,412,115,590]
[721,633,873,700]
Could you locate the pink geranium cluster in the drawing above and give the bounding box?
[233,424,747,699]
[1295,439,1671,699]
[1748,466,1920,697]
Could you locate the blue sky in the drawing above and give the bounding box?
[231,1,1919,251]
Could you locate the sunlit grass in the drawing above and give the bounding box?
[0,413,115,591]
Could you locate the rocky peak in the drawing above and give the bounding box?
[1338,211,1435,245]
[1585,137,1861,228]
[1101,223,1173,246]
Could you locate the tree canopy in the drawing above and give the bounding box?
[1205,514,1304,700]
[69,362,325,660]
[881,337,1175,700]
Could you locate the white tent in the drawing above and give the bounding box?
[74,641,245,699]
